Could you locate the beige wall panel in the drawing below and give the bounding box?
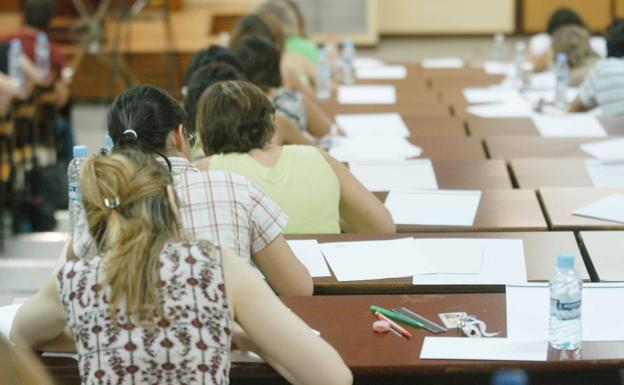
[523,0,612,34]
[378,0,515,35]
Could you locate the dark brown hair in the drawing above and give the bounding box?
[230,13,285,52]
[196,80,275,155]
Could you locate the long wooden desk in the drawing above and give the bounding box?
[510,158,594,189]
[467,117,624,138]
[375,190,547,232]
[320,100,451,118]
[578,231,624,282]
[410,137,486,160]
[287,232,587,295]
[539,188,624,230]
[402,116,466,138]
[485,137,594,159]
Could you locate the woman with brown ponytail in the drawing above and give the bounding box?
[11,149,352,385]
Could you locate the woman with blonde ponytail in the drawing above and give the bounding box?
[11,149,352,385]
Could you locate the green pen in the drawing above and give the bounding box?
[370,305,424,329]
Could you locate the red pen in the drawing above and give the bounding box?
[375,312,412,339]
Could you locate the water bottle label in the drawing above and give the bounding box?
[551,298,581,320]
[69,182,80,201]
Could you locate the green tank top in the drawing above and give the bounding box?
[285,36,320,65]
[209,145,340,234]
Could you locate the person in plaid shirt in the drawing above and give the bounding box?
[72,85,312,296]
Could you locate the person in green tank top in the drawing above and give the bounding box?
[194,80,395,235]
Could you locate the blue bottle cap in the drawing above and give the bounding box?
[492,369,528,385]
[557,52,567,63]
[36,32,47,42]
[10,38,21,48]
[557,253,575,269]
[73,145,88,157]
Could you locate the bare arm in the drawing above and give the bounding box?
[222,248,352,385]
[301,93,332,138]
[320,150,395,233]
[252,234,313,296]
[275,111,314,146]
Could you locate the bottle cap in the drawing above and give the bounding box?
[557,253,575,269]
[73,145,88,157]
[36,32,47,42]
[557,52,567,63]
[491,369,528,385]
[10,38,21,48]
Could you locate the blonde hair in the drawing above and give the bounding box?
[80,149,185,320]
[0,335,55,385]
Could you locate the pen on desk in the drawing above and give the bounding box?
[370,305,424,329]
[375,312,412,339]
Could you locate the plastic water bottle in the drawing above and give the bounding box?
[102,135,114,155]
[514,41,527,90]
[68,145,88,232]
[316,47,332,100]
[554,53,569,111]
[491,32,507,60]
[341,38,356,85]
[8,38,24,90]
[549,253,582,351]
[35,32,51,78]
[491,369,528,385]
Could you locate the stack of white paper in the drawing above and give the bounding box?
[348,159,438,191]
[356,65,407,80]
[467,101,533,118]
[523,88,579,104]
[286,240,331,277]
[353,57,384,69]
[412,239,527,285]
[581,138,624,159]
[335,113,409,138]
[482,61,515,76]
[421,57,465,69]
[319,238,435,281]
[462,87,521,104]
[573,194,624,224]
[0,303,21,339]
[329,136,422,162]
[529,72,556,90]
[506,283,624,342]
[384,190,482,226]
[337,85,397,104]
[413,239,483,274]
[585,160,624,188]
[420,337,548,361]
[532,114,607,138]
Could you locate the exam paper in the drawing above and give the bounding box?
[319,238,435,281]
[413,239,483,275]
[506,283,624,342]
[348,159,438,191]
[356,65,407,79]
[329,136,422,162]
[420,337,548,361]
[0,303,21,339]
[523,88,579,105]
[384,190,482,226]
[467,101,533,118]
[586,160,624,188]
[353,57,384,69]
[580,138,624,160]
[421,57,464,69]
[573,194,624,224]
[412,239,527,285]
[337,85,397,104]
[483,61,514,76]
[335,113,409,138]
[529,72,556,90]
[532,114,607,138]
[462,87,521,104]
[286,240,331,277]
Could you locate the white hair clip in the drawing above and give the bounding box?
[104,197,121,209]
[122,129,138,139]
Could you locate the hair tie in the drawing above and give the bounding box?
[122,129,138,139]
[104,197,121,209]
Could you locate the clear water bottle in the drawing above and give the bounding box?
[514,41,527,90]
[8,38,24,90]
[554,53,569,111]
[35,32,50,78]
[491,32,507,60]
[549,253,582,351]
[102,135,114,155]
[316,47,332,100]
[491,369,528,385]
[341,38,356,85]
[68,145,88,232]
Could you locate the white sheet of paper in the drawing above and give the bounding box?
[348,159,438,191]
[319,238,435,281]
[506,283,624,342]
[420,337,548,361]
[0,303,21,339]
[523,88,579,104]
[530,72,556,90]
[581,138,624,160]
[462,87,521,104]
[532,114,607,138]
[337,85,397,104]
[335,113,409,138]
[573,194,624,224]
[329,136,422,162]
[483,61,515,76]
[412,239,527,285]
[356,65,407,79]
[421,57,465,69]
[413,239,483,275]
[586,160,624,188]
[353,57,384,69]
[467,101,533,117]
[385,190,482,226]
[286,240,331,277]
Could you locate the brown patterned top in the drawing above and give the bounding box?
[58,241,232,385]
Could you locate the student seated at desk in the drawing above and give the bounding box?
[10,150,352,385]
[0,335,55,385]
[195,80,395,234]
[570,19,624,116]
[551,25,599,86]
[234,35,334,142]
[72,85,312,296]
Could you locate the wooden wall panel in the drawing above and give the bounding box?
[522,0,612,34]
[616,0,624,18]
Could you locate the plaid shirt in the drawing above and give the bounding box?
[73,157,288,264]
